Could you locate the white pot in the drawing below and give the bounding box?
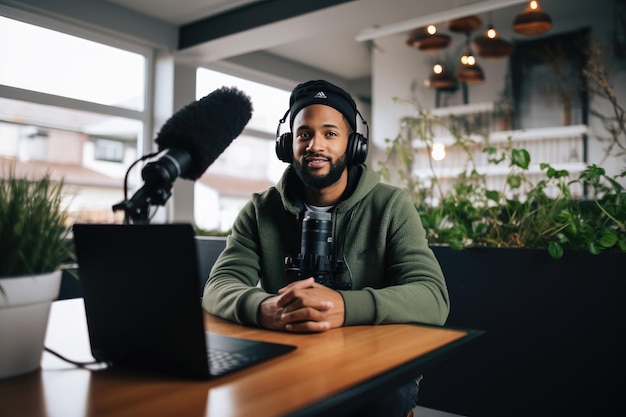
[0,270,62,379]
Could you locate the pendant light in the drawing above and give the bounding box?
[455,30,485,84]
[472,25,514,58]
[513,1,552,36]
[428,63,457,89]
[457,48,485,83]
[447,15,482,34]
[406,24,451,51]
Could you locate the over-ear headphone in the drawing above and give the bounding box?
[275,109,369,165]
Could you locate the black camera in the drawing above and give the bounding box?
[285,211,350,290]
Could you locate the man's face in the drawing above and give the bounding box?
[291,104,349,190]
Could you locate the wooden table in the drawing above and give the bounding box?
[0,299,480,417]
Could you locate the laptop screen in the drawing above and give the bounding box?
[72,223,296,379]
[73,223,211,378]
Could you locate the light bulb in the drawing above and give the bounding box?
[431,143,446,161]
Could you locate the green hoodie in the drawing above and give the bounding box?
[202,164,449,327]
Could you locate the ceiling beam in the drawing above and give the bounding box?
[179,0,355,50]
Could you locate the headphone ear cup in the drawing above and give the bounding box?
[275,132,293,163]
[347,132,368,165]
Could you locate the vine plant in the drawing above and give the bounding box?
[378,98,626,259]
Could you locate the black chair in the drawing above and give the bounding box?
[194,236,227,291]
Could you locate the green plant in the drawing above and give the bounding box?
[378,99,626,259]
[583,42,626,161]
[0,166,73,277]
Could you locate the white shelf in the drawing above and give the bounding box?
[489,125,588,142]
[430,102,494,117]
[413,161,587,180]
[412,124,588,148]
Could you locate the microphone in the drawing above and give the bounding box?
[285,211,350,290]
[113,86,253,223]
[154,86,252,181]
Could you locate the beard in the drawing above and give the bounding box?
[293,152,348,190]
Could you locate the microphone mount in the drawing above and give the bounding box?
[112,149,191,224]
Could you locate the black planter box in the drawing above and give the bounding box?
[419,246,626,416]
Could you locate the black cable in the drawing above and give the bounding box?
[123,151,158,201]
[44,346,106,368]
[119,151,159,224]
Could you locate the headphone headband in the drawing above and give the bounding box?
[276,108,290,140]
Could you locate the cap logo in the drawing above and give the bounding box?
[314,91,327,99]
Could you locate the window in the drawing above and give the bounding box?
[0,16,145,111]
[0,14,150,224]
[94,138,125,163]
[511,29,589,129]
[194,68,291,231]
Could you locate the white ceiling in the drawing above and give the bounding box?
[105,0,602,84]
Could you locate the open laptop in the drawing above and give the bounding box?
[72,223,296,379]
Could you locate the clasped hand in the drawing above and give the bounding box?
[258,277,345,333]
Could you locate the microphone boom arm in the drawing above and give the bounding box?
[112,149,191,224]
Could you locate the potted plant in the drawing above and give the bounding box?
[377,74,625,415]
[0,163,73,379]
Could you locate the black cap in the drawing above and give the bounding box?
[289,80,357,131]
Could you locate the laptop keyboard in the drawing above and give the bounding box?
[208,348,258,376]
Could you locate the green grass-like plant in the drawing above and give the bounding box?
[0,167,72,277]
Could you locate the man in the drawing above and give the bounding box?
[203,80,449,416]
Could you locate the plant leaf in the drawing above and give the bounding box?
[511,148,530,169]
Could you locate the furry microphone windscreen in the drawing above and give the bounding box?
[155,86,253,180]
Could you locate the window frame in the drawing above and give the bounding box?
[0,4,155,158]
